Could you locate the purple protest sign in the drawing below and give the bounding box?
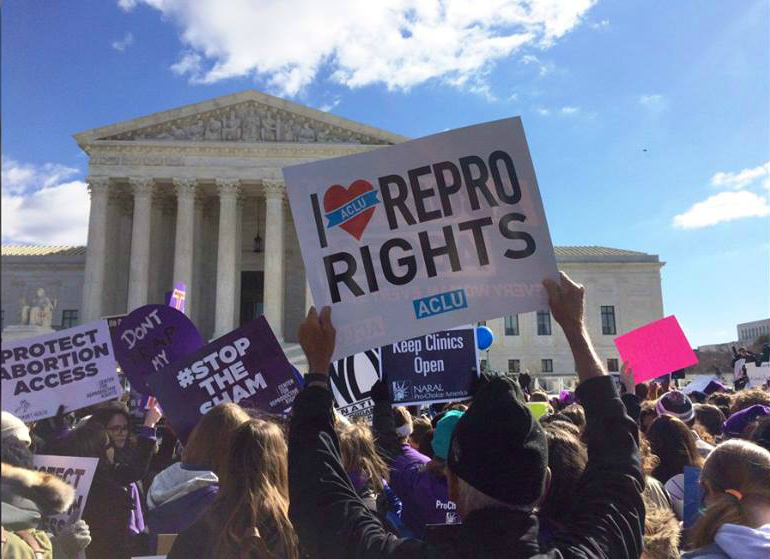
[165,282,186,313]
[111,304,204,395]
[146,316,302,443]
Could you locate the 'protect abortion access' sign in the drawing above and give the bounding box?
[284,118,558,360]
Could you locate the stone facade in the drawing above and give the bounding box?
[737,318,769,345]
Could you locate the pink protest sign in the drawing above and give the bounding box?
[614,315,698,384]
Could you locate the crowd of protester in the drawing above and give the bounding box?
[2,272,769,558]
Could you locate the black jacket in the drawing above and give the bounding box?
[288,375,644,559]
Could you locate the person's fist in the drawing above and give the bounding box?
[144,402,163,428]
[299,306,336,375]
[543,271,585,333]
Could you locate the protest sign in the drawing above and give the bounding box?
[682,375,718,395]
[746,362,770,388]
[526,402,552,421]
[1,321,122,422]
[683,466,704,530]
[103,313,128,331]
[614,316,698,384]
[329,349,380,422]
[165,282,186,313]
[380,328,478,406]
[147,316,301,443]
[111,304,205,395]
[32,455,98,537]
[284,118,558,360]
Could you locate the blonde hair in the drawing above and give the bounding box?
[182,403,249,477]
[730,388,770,416]
[643,494,681,559]
[338,421,389,494]
[393,406,413,441]
[690,439,770,549]
[207,419,298,559]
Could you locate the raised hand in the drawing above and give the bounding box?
[543,271,585,334]
[299,306,336,375]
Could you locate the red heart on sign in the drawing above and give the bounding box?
[323,179,377,240]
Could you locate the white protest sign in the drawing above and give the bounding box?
[1,321,122,421]
[32,455,98,536]
[682,375,718,395]
[330,349,380,422]
[746,363,770,388]
[284,118,558,360]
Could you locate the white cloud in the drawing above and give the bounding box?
[1,156,89,245]
[673,190,770,230]
[117,0,138,10]
[639,93,663,106]
[2,156,78,195]
[591,18,609,29]
[317,97,341,112]
[119,0,597,96]
[537,107,550,116]
[519,53,554,76]
[560,105,579,115]
[111,32,135,52]
[710,162,769,190]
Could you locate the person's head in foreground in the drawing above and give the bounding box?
[647,414,703,484]
[204,418,299,559]
[685,439,770,558]
[181,402,250,478]
[446,376,550,519]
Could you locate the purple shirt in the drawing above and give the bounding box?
[393,444,430,473]
[390,464,458,537]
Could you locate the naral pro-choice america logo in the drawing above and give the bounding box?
[392,380,411,401]
[323,179,381,240]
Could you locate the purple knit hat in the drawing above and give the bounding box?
[723,404,770,438]
[656,390,695,423]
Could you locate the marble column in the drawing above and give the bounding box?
[126,178,154,311]
[213,179,241,338]
[82,177,110,322]
[172,178,197,317]
[262,180,285,339]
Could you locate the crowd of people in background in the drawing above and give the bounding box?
[2,272,769,558]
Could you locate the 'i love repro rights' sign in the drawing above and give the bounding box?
[283,118,558,360]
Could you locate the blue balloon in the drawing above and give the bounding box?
[476,326,495,351]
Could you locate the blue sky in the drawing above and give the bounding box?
[2,0,768,346]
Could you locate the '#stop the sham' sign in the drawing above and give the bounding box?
[283,118,558,360]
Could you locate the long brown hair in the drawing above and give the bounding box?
[647,414,702,483]
[182,403,249,477]
[689,439,770,549]
[206,419,299,559]
[338,421,389,494]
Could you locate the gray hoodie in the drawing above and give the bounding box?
[683,523,770,559]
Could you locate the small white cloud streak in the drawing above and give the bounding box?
[710,162,769,190]
[673,190,770,230]
[111,32,135,52]
[639,93,663,106]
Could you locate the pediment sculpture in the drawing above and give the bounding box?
[101,101,386,145]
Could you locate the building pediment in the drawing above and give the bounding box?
[74,90,407,149]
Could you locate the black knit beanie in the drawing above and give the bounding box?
[447,376,548,507]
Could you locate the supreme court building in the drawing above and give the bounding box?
[1,90,666,383]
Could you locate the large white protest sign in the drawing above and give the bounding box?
[330,349,380,422]
[284,118,558,359]
[32,455,98,536]
[746,362,770,388]
[1,321,122,422]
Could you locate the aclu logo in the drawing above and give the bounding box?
[412,289,468,320]
[392,380,411,401]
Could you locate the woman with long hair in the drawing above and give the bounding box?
[338,421,391,511]
[682,439,770,558]
[646,414,703,484]
[168,418,299,559]
[146,403,250,553]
